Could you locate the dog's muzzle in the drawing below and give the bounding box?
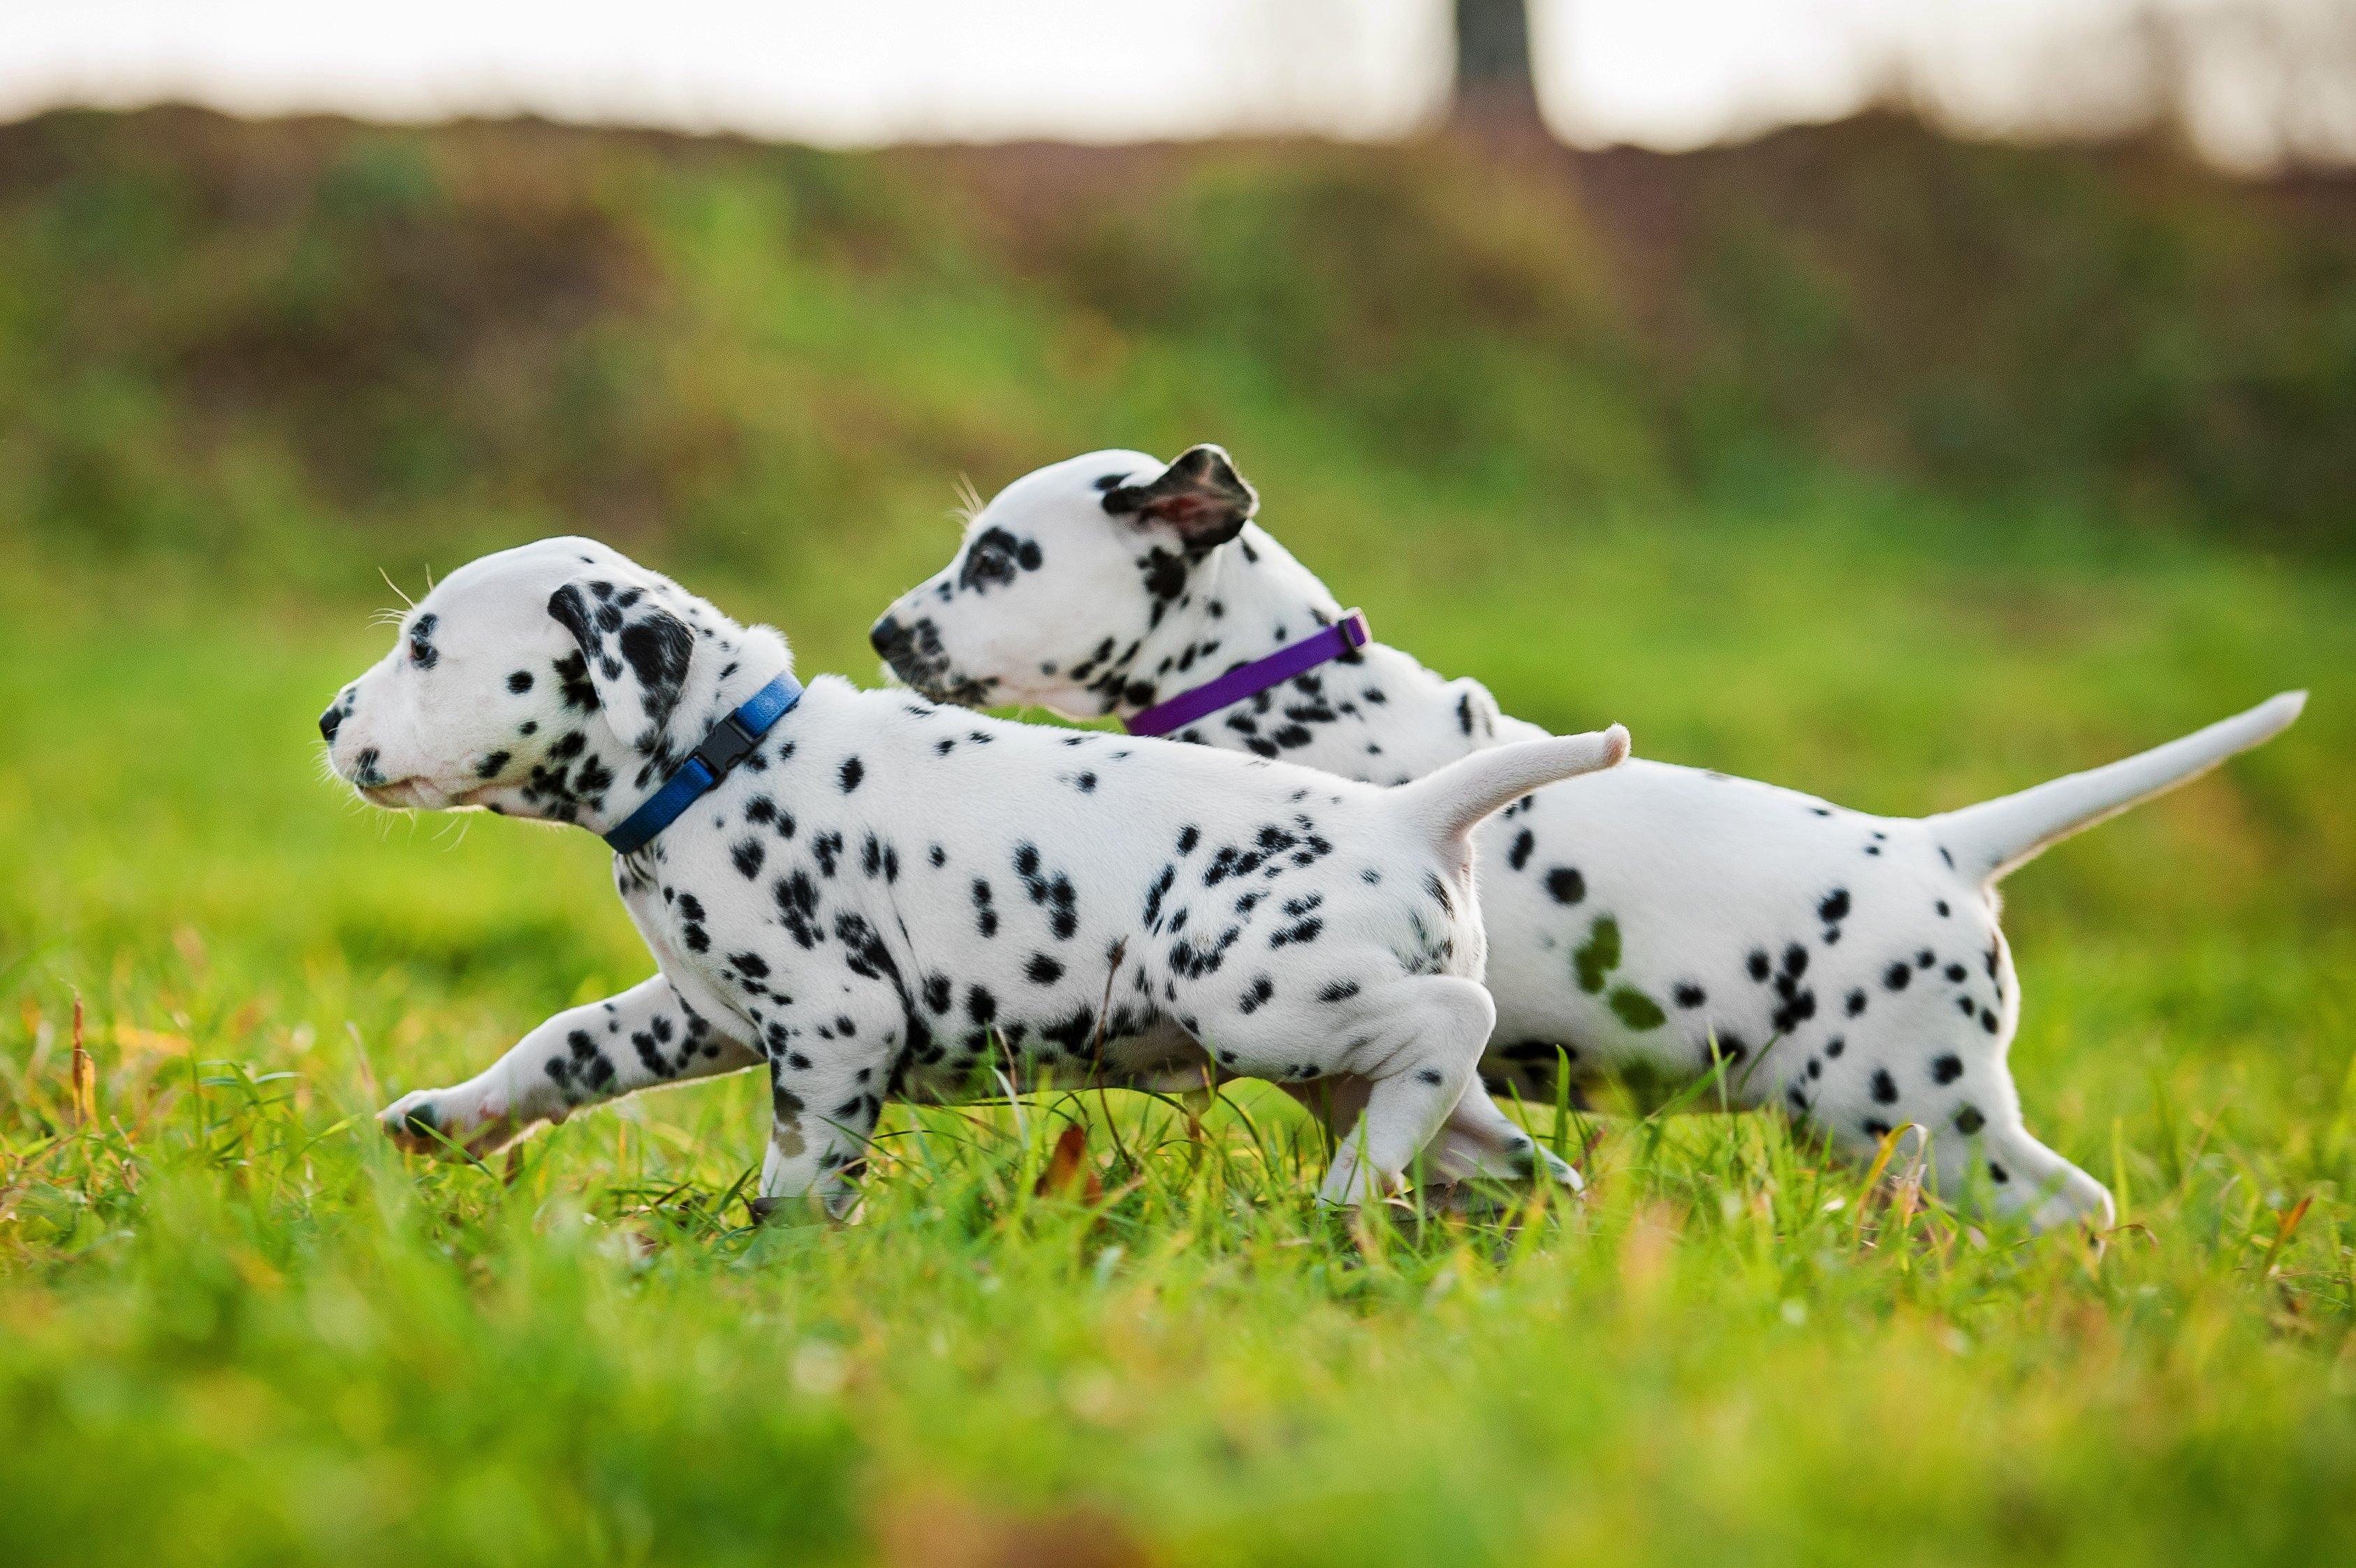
[869,613,912,668]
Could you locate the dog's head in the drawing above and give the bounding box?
[870,445,1263,716]
[319,537,781,826]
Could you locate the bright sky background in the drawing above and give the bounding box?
[3,0,2348,164]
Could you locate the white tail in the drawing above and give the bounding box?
[1929,691,2306,882]
[1393,726,1631,843]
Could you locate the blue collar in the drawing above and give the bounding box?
[603,671,803,854]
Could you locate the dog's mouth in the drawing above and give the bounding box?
[356,774,488,812]
[872,616,1000,708]
[358,777,437,809]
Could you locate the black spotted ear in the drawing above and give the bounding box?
[548,576,696,754]
[1102,444,1258,548]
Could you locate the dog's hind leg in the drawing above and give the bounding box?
[1931,1120,2114,1232]
[1423,1078,1582,1189]
[380,974,759,1158]
[1315,976,1498,1206]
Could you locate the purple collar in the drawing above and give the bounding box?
[1127,610,1370,738]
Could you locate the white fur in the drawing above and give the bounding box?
[872,448,2309,1230]
[321,536,1627,1212]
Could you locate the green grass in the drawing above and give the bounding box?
[3,483,2353,1565]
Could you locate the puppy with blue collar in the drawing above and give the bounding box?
[319,536,1630,1212]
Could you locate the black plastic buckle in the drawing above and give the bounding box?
[691,714,760,777]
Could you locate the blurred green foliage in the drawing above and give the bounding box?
[1,105,2350,598]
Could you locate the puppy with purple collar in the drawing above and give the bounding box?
[319,536,1630,1212]
[870,446,2306,1229]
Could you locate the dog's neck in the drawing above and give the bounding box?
[495,624,796,836]
[1118,527,1535,784]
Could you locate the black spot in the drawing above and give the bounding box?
[1945,963,1968,983]
[729,951,771,979]
[1936,900,1951,917]
[1955,1104,1985,1134]
[1544,867,1586,905]
[1824,1036,1845,1058]
[774,871,821,949]
[1025,953,1065,986]
[1987,1162,2010,1185]
[731,839,766,879]
[475,751,510,779]
[1863,1119,1892,1139]
[1871,1069,1897,1104]
[1817,888,1850,923]
[1672,983,1706,1009]
[1931,1054,1963,1084]
[1748,950,1772,982]
[838,756,863,792]
[1508,830,1535,871]
[1424,873,1453,916]
[1238,974,1275,1015]
[1980,1007,1999,1034]
[506,670,534,694]
[1318,979,1359,1004]
[965,986,997,1025]
[1781,944,1808,979]
[1418,1068,1446,1086]
[1845,990,1867,1017]
[1883,963,1911,991]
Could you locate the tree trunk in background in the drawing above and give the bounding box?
[1452,0,1549,139]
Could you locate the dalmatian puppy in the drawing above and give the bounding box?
[318,536,1631,1212]
[870,446,2308,1230]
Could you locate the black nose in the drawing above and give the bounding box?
[870,615,905,660]
[319,705,342,743]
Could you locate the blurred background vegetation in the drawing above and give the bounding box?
[4,102,2352,589]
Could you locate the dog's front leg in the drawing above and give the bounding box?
[381,975,759,1158]
[750,1014,902,1223]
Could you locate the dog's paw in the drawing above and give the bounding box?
[379,1087,525,1159]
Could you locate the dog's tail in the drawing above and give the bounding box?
[1929,691,2305,883]
[1392,726,1630,844]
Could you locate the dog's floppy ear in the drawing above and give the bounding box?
[1102,444,1258,548]
[548,573,696,754]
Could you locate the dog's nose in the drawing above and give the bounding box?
[319,705,342,743]
[869,615,905,661]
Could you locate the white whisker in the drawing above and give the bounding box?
[378,568,414,610]
[951,474,983,527]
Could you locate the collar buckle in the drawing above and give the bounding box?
[691,714,759,775]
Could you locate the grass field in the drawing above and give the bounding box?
[3,474,2353,1565]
